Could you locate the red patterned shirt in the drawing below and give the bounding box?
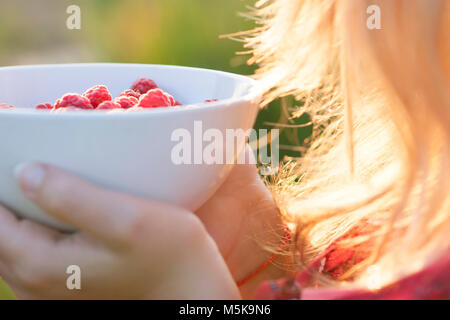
[254,223,450,300]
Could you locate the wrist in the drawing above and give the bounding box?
[229,204,291,298]
[237,217,293,299]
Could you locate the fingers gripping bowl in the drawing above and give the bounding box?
[0,63,261,231]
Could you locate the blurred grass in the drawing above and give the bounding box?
[0,0,311,299]
[0,278,16,299]
[83,0,254,74]
[0,0,256,74]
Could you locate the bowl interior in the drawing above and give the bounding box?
[0,63,255,109]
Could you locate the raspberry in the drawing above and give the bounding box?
[131,78,158,94]
[119,89,141,99]
[108,108,127,113]
[36,103,53,110]
[83,85,112,108]
[137,89,176,108]
[51,107,84,113]
[114,96,138,109]
[97,101,121,110]
[3,77,183,113]
[54,93,93,110]
[166,94,176,106]
[127,106,145,112]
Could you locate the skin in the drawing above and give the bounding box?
[0,147,285,299]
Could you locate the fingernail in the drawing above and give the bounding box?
[14,162,47,197]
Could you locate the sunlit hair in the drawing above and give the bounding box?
[239,0,450,288]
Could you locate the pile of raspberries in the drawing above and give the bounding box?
[0,77,217,112]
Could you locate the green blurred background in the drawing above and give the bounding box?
[0,0,311,299]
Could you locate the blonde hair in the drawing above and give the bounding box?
[241,0,450,288]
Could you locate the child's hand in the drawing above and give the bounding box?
[196,146,286,298]
[0,164,239,299]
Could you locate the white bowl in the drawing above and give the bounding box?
[0,63,261,230]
